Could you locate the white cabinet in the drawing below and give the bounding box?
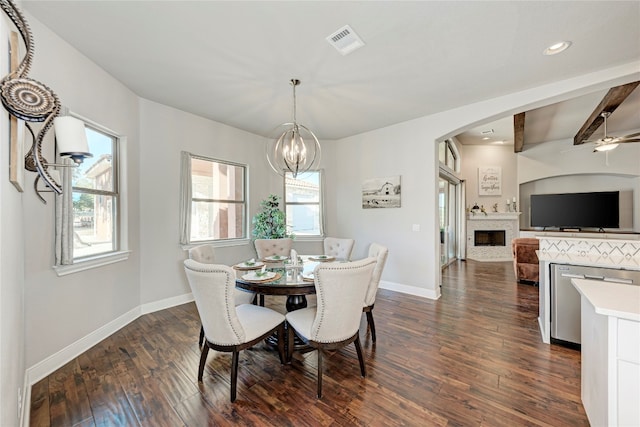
[574,280,640,426]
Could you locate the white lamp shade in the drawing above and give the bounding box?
[54,116,91,159]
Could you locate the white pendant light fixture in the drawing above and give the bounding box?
[266,79,321,178]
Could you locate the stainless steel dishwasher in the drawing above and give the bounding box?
[550,264,640,345]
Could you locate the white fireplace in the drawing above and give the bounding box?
[466,212,521,261]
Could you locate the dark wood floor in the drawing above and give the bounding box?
[30,260,588,426]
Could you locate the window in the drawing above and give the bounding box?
[72,125,119,259]
[180,152,247,244]
[284,170,323,237]
[439,139,459,172]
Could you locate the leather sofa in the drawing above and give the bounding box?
[511,238,539,285]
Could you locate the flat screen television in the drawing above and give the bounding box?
[530,191,619,230]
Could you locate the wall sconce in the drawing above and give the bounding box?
[0,0,92,203]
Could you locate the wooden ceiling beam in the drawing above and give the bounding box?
[573,81,640,145]
[513,112,525,153]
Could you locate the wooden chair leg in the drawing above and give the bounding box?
[231,350,239,402]
[287,323,294,363]
[198,325,205,347]
[198,345,209,381]
[277,323,285,364]
[317,348,323,399]
[354,335,366,377]
[366,310,377,343]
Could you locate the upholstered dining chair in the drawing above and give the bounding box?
[285,257,376,398]
[254,238,293,260]
[363,243,389,343]
[183,259,285,402]
[189,244,255,346]
[323,237,355,260]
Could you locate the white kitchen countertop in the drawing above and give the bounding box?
[572,278,640,322]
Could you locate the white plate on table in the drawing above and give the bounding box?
[241,271,276,281]
[309,255,335,262]
[302,272,315,282]
[263,255,288,262]
[234,261,264,269]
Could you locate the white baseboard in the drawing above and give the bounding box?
[140,292,193,315]
[25,306,141,388]
[379,280,440,300]
[467,257,513,262]
[25,291,195,391]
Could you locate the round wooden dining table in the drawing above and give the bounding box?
[234,260,317,311]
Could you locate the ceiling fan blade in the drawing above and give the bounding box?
[619,138,640,143]
[561,144,593,153]
[622,131,640,138]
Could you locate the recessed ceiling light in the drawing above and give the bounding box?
[482,137,490,140]
[543,41,572,56]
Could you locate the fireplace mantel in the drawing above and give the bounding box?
[468,212,521,220]
[466,213,521,261]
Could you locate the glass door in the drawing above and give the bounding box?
[439,177,458,267]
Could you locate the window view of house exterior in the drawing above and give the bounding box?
[284,171,323,236]
[189,156,246,242]
[72,126,118,259]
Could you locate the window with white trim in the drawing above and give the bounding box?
[284,170,323,237]
[180,152,247,244]
[72,125,119,259]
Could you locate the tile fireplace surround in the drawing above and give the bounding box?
[466,212,521,261]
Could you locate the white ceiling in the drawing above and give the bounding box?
[22,1,640,144]
[456,87,640,146]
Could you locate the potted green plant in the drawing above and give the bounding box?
[252,194,293,239]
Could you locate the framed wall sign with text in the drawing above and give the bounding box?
[478,166,501,196]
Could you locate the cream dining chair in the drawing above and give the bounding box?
[189,244,255,346]
[323,237,355,260]
[183,260,285,402]
[254,238,293,260]
[363,243,389,343]
[285,257,377,398]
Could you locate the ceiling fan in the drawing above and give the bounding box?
[587,112,640,152]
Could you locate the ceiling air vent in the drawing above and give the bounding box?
[326,25,365,55]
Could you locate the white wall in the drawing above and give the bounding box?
[138,100,330,304]
[22,14,141,371]
[332,62,640,300]
[459,144,518,213]
[0,11,26,426]
[1,9,639,424]
[517,137,640,231]
[138,100,272,304]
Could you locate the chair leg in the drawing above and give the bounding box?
[317,349,323,399]
[259,294,265,306]
[287,323,294,363]
[365,310,377,343]
[354,334,366,377]
[277,323,285,364]
[231,350,239,402]
[198,345,210,381]
[198,325,205,347]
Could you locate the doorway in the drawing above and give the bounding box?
[439,176,460,267]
